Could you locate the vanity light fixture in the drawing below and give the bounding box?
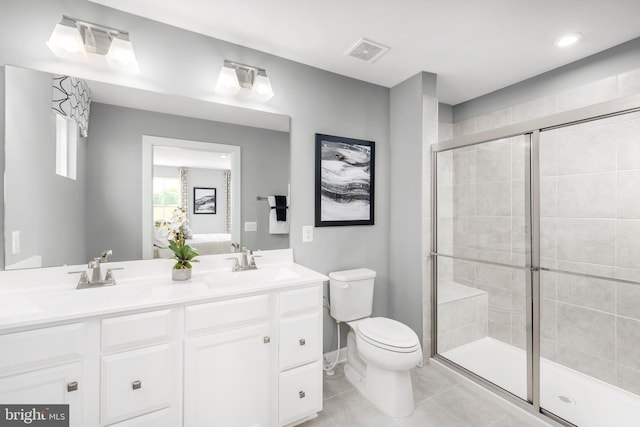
[215,60,275,101]
[47,15,140,73]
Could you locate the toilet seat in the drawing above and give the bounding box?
[355,317,420,353]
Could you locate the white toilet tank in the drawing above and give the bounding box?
[329,268,377,322]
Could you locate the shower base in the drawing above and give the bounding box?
[443,337,640,427]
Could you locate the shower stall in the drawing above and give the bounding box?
[431,95,640,426]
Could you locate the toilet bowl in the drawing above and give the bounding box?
[328,269,422,417]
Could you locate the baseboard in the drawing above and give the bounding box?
[323,347,347,367]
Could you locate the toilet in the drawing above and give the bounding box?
[329,268,422,417]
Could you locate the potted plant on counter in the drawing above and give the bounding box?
[168,226,199,281]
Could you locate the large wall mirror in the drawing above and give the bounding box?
[4,65,290,270]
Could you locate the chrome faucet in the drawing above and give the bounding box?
[69,251,123,289]
[227,247,261,272]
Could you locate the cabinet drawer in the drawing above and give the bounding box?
[185,294,270,335]
[0,323,84,374]
[102,309,172,352]
[108,408,175,427]
[279,311,321,370]
[280,286,321,316]
[101,344,174,425]
[279,361,322,426]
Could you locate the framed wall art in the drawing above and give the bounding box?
[193,187,216,214]
[315,133,375,226]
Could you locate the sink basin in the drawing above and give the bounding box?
[205,266,301,288]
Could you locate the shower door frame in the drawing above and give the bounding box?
[430,93,640,426]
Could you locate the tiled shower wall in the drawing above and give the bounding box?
[435,68,640,396]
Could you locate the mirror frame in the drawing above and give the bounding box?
[141,135,242,260]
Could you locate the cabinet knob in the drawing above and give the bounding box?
[299,338,306,346]
[299,390,306,399]
[263,336,271,344]
[67,381,78,392]
[132,380,142,390]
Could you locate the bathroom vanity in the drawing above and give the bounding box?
[0,249,325,427]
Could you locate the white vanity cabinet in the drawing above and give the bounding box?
[278,287,323,426]
[183,284,324,427]
[183,294,276,427]
[0,257,326,427]
[100,309,177,426]
[0,324,86,427]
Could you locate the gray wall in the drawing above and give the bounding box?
[454,37,640,121]
[389,72,438,348]
[0,0,391,353]
[4,66,86,268]
[87,102,290,262]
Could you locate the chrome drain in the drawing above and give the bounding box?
[557,395,576,405]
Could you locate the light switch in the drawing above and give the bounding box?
[11,230,20,255]
[245,222,257,232]
[302,226,313,243]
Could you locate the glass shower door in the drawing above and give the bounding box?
[538,111,640,426]
[435,135,530,400]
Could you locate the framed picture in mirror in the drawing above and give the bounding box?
[194,187,217,214]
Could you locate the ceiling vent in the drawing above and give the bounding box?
[345,38,390,63]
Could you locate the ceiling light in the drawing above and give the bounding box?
[46,16,88,62]
[556,33,582,47]
[47,15,140,73]
[215,60,275,101]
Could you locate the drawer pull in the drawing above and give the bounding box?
[67,381,78,392]
[263,336,271,344]
[132,380,142,390]
[299,338,306,346]
[299,390,306,399]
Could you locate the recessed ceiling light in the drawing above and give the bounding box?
[556,33,582,47]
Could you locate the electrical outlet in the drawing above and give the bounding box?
[11,230,20,255]
[244,222,257,232]
[302,225,313,242]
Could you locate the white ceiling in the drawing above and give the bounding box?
[90,0,640,105]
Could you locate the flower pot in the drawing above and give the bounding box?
[172,268,192,281]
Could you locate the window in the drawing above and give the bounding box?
[153,176,180,222]
[55,114,78,180]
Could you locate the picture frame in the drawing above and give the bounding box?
[315,133,375,226]
[193,187,217,214]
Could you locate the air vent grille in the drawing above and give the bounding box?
[345,38,390,63]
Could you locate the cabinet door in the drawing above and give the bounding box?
[0,362,83,427]
[184,322,273,427]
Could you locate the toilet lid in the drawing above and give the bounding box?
[356,317,420,351]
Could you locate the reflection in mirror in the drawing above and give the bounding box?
[3,65,290,270]
[143,137,241,259]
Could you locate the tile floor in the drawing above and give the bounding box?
[301,362,543,427]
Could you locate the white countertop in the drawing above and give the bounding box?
[0,249,328,333]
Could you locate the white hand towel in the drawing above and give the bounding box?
[268,196,290,234]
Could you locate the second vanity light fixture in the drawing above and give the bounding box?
[215,60,275,101]
[47,15,140,73]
